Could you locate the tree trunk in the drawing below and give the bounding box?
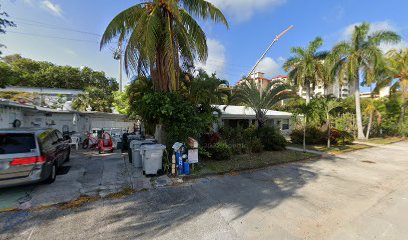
[303,115,307,153]
[398,94,407,126]
[354,76,365,140]
[327,114,331,149]
[154,124,166,144]
[366,111,373,140]
[305,82,311,105]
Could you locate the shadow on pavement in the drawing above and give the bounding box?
[0,160,320,239]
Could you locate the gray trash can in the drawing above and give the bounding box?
[129,140,156,168]
[140,144,166,175]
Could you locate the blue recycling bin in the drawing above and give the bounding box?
[183,162,190,175]
[176,152,184,175]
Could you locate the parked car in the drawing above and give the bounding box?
[0,128,70,188]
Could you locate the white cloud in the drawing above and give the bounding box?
[196,39,226,77]
[40,0,63,17]
[342,21,406,52]
[208,0,286,22]
[254,57,281,78]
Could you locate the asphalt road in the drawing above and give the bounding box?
[0,150,149,211]
[1,141,408,240]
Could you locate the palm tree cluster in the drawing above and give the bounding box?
[284,23,402,140]
[230,80,295,128]
[100,0,228,92]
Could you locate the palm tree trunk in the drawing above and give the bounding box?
[354,77,365,140]
[327,114,331,148]
[366,111,373,140]
[303,115,307,152]
[398,93,407,126]
[305,82,311,105]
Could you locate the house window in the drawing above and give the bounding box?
[282,119,290,130]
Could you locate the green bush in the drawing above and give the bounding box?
[210,142,232,160]
[290,126,326,145]
[338,130,355,145]
[246,138,264,153]
[257,126,287,151]
[219,126,245,144]
[198,145,212,159]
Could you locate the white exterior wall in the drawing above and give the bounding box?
[89,116,134,130]
[0,106,26,128]
[1,104,135,133]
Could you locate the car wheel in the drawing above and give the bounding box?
[44,163,57,184]
[82,139,89,149]
[64,149,71,162]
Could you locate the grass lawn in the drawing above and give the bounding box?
[190,150,316,177]
[358,137,407,145]
[288,143,372,155]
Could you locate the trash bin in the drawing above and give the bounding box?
[129,139,156,167]
[140,144,166,175]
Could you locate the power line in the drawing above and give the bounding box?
[7,30,100,43]
[15,20,102,37]
[13,17,102,37]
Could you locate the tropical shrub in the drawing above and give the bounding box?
[257,126,287,151]
[338,131,355,145]
[290,126,325,145]
[210,142,232,161]
[133,91,216,146]
[246,138,264,153]
[219,126,245,144]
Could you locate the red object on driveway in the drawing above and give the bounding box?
[98,132,114,154]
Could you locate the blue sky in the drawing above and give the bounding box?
[1,0,407,88]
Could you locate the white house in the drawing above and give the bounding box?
[213,105,293,135]
[0,99,135,133]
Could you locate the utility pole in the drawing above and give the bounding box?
[246,25,294,80]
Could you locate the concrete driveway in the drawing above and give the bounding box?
[0,150,150,211]
[1,141,408,240]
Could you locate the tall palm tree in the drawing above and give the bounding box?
[381,49,408,125]
[100,0,228,92]
[284,37,329,104]
[332,23,400,139]
[230,80,295,128]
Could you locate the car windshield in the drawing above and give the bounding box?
[0,133,36,154]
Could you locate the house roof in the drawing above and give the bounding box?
[0,86,84,95]
[0,99,127,118]
[272,75,288,79]
[213,105,292,119]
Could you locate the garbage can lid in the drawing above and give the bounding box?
[140,144,166,150]
[130,140,157,149]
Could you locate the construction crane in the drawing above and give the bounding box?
[246,25,294,80]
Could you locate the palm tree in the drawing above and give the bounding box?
[230,79,295,128]
[72,87,114,113]
[382,49,408,125]
[100,0,228,92]
[364,99,381,139]
[284,37,329,104]
[332,23,400,139]
[320,97,342,148]
[187,69,230,105]
[292,99,314,152]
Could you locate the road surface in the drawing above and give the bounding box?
[1,141,408,240]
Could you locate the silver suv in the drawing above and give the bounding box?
[0,128,70,188]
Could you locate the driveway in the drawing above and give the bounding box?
[0,150,150,211]
[1,141,408,240]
